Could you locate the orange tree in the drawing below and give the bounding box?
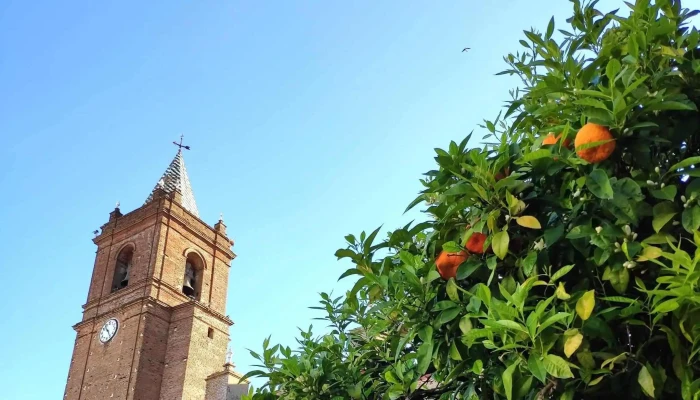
[242,1,700,399]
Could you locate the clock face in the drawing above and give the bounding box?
[99,318,119,343]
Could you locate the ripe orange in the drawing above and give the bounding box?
[542,133,571,147]
[436,250,468,280]
[575,123,616,163]
[466,233,488,254]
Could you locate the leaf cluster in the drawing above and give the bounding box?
[242,1,700,399]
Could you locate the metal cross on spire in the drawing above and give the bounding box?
[173,134,191,151]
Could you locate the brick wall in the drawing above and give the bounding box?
[65,191,236,400]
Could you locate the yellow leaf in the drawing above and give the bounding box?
[589,376,604,386]
[516,215,542,229]
[555,282,571,300]
[446,278,460,302]
[637,245,662,262]
[576,290,595,321]
[638,365,655,398]
[564,333,583,358]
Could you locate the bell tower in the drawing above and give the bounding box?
[64,147,247,400]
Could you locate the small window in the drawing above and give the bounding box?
[207,327,214,339]
[182,254,204,300]
[111,247,133,293]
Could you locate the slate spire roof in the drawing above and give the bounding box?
[145,150,200,217]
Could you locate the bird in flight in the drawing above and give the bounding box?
[462,47,470,52]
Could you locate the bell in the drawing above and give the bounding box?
[119,264,130,289]
[182,263,196,297]
[182,279,195,297]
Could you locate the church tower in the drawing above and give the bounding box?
[64,148,248,400]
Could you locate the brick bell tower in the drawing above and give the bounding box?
[64,145,249,400]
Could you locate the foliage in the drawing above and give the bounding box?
[242,1,700,398]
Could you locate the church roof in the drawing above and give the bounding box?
[145,150,200,216]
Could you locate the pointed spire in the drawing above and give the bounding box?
[145,150,200,217]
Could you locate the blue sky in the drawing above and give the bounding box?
[0,0,620,397]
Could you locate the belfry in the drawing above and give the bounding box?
[64,144,249,399]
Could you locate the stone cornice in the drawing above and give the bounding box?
[80,278,233,326]
[92,196,235,261]
[206,364,250,383]
[172,300,234,326]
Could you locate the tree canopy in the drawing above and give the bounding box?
[242,0,700,398]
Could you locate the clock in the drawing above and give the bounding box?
[99,318,119,343]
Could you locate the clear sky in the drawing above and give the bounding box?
[0,0,621,398]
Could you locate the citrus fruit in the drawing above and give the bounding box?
[575,123,616,163]
[466,233,488,254]
[436,250,468,279]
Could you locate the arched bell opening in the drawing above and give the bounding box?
[111,246,133,293]
[182,253,204,300]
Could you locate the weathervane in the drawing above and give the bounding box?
[173,134,191,151]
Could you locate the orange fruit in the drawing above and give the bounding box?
[436,250,468,280]
[466,233,488,254]
[542,133,571,147]
[494,167,510,181]
[575,123,616,163]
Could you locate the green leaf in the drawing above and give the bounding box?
[551,264,575,283]
[467,360,482,376]
[519,149,553,163]
[576,290,595,321]
[494,320,528,333]
[545,16,554,39]
[637,246,662,261]
[348,382,363,399]
[539,312,571,332]
[544,354,574,378]
[516,215,541,229]
[667,156,700,175]
[384,370,400,384]
[652,201,677,232]
[503,359,520,400]
[646,101,697,112]
[446,278,460,302]
[417,325,433,343]
[653,299,679,313]
[457,259,481,280]
[438,308,462,325]
[442,241,462,253]
[493,230,510,260]
[586,169,614,199]
[528,354,547,384]
[459,316,473,334]
[606,58,621,81]
[682,206,700,233]
[638,365,655,398]
[603,267,630,294]
[643,232,677,244]
[650,185,677,201]
[544,224,565,246]
[432,300,458,311]
[449,341,462,361]
[416,341,434,375]
[522,251,537,276]
[574,97,610,111]
[566,225,595,239]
